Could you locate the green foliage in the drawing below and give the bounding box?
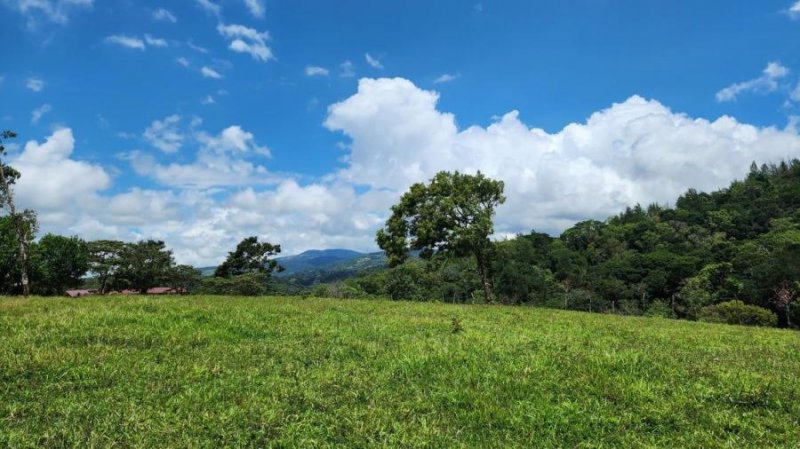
[198,272,271,296]
[87,240,126,294]
[168,264,203,293]
[377,171,505,302]
[114,240,175,293]
[699,300,778,327]
[644,300,674,318]
[0,212,37,295]
[0,296,798,447]
[214,236,282,278]
[30,234,89,295]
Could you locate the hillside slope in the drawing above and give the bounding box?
[1,295,798,447]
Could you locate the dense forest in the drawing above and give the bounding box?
[327,161,800,328]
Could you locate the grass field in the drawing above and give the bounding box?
[1,295,799,448]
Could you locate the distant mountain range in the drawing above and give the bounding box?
[197,249,387,286]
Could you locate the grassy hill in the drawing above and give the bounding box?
[1,296,798,447]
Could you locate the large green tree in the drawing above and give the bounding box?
[376,171,505,303]
[32,234,89,295]
[0,130,36,296]
[115,240,175,293]
[87,240,126,294]
[214,236,283,278]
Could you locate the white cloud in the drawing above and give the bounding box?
[242,0,264,18]
[327,77,800,235]
[202,95,215,105]
[365,53,384,69]
[105,34,145,50]
[15,79,800,267]
[128,124,272,189]
[305,66,329,77]
[30,104,52,124]
[217,23,274,62]
[201,66,223,79]
[152,7,176,23]
[25,77,44,92]
[716,61,790,102]
[433,73,459,84]
[144,34,168,47]
[176,57,190,67]
[789,1,800,19]
[7,0,92,27]
[339,60,355,78]
[197,125,270,156]
[196,0,220,16]
[10,128,111,215]
[143,114,184,153]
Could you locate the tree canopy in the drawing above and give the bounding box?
[376,171,505,302]
[214,236,283,278]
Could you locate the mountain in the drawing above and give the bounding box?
[277,250,387,286]
[276,249,364,276]
[196,249,387,285]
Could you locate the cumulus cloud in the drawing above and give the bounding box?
[327,77,800,235]
[25,77,44,92]
[217,23,273,62]
[15,78,800,267]
[143,114,184,153]
[176,57,190,67]
[10,128,111,217]
[716,62,790,102]
[152,7,176,23]
[365,53,383,69]
[105,34,145,50]
[433,73,459,84]
[201,66,223,79]
[305,66,329,77]
[129,124,272,189]
[30,104,52,124]
[242,0,264,18]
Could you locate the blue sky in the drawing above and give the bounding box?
[2,0,800,265]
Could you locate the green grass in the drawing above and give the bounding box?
[1,296,799,448]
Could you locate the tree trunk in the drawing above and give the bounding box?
[474,251,495,304]
[0,161,30,297]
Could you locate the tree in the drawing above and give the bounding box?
[376,171,505,303]
[169,264,202,294]
[31,234,89,295]
[214,236,283,278]
[115,240,175,293]
[0,130,36,296]
[87,240,126,294]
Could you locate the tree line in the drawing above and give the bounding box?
[328,162,799,328]
[1,130,284,297]
[3,129,799,327]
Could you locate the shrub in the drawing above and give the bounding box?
[645,300,674,318]
[198,273,269,296]
[698,300,778,327]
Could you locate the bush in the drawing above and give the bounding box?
[198,273,269,296]
[698,300,778,327]
[645,300,674,318]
